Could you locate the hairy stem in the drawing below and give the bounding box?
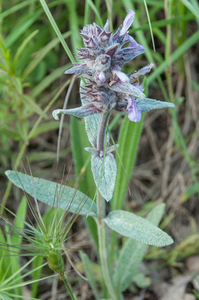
[96,113,122,300]
[97,112,109,152]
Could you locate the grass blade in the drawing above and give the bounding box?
[39,0,75,63]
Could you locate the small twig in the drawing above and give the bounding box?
[57,75,76,162]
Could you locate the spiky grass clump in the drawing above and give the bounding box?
[0,168,88,300]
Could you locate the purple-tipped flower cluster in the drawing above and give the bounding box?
[65,10,153,122]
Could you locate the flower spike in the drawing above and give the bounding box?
[53,10,174,123]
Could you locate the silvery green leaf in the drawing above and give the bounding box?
[130,63,154,79]
[52,104,100,120]
[109,82,146,99]
[106,144,119,154]
[137,98,175,112]
[104,209,173,246]
[80,80,109,148]
[84,147,98,155]
[85,145,119,156]
[65,65,92,74]
[113,204,168,292]
[91,153,117,202]
[5,170,97,217]
[84,113,101,148]
[114,239,145,293]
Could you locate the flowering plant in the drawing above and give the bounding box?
[53,9,175,300]
[53,9,174,202]
[5,9,175,300]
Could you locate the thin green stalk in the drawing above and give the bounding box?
[63,278,76,300]
[143,0,155,51]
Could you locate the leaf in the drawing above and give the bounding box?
[137,98,175,112]
[91,153,117,202]
[84,113,101,148]
[79,251,100,299]
[109,82,146,99]
[5,171,97,217]
[52,104,100,120]
[113,204,168,292]
[104,209,173,247]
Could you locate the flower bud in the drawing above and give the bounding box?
[47,250,65,278]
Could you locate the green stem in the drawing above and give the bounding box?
[63,278,76,300]
[96,113,122,300]
[97,192,119,300]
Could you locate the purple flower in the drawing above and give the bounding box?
[61,10,154,122]
[127,96,142,122]
[120,9,135,35]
